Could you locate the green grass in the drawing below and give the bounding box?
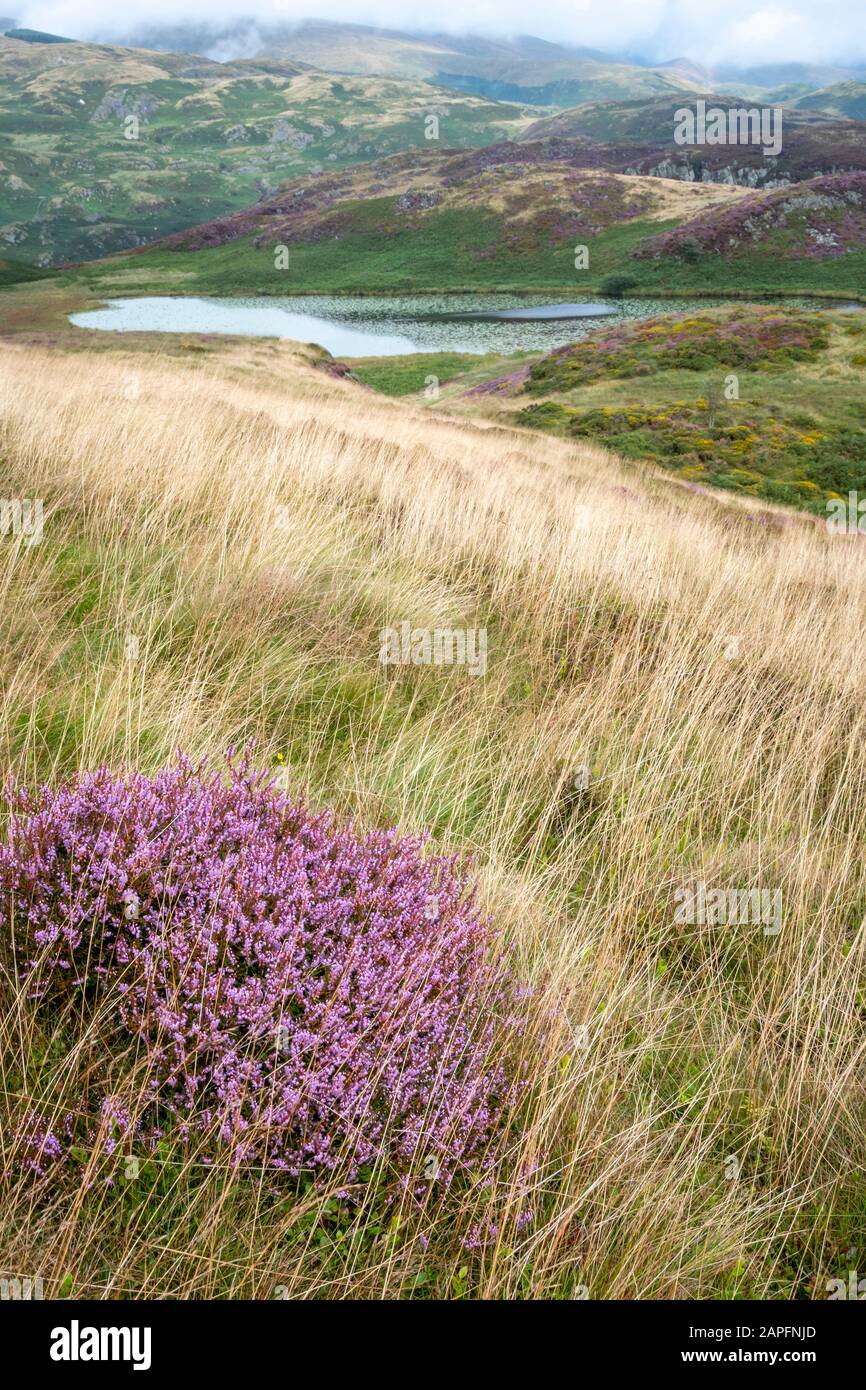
[616,247,866,297]
[67,214,690,297]
[351,350,501,395]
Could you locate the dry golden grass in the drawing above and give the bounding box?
[0,341,864,1299]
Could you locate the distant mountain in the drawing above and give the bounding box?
[14,20,866,108]
[0,31,535,264]
[25,20,866,109]
[87,21,709,106]
[714,60,866,90]
[791,81,866,121]
[653,58,713,87]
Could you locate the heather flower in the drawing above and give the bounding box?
[5,1109,65,1176]
[1,752,527,1187]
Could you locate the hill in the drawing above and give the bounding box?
[99,141,747,294]
[792,80,866,121]
[520,97,866,185]
[634,171,866,263]
[0,32,535,265]
[521,92,850,142]
[79,141,866,299]
[1,333,864,1298]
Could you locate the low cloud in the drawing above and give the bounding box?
[11,0,866,69]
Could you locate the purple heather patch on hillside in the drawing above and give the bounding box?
[463,366,532,396]
[635,171,866,261]
[1,752,527,1185]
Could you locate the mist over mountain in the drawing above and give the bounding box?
[8,0,866,69]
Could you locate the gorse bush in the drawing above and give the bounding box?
[1,752,526,1186]
[525,308,829,395]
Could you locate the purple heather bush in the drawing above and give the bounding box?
[1,752,527,1186]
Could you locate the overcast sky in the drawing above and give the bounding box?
[11,1,866,69]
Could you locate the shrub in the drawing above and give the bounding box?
[1,752,526,1186]
[599,274,639,297]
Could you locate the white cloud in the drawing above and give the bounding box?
[11,0,866,68]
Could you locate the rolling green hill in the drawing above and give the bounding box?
[0,32,535,265]
[89,141,749,296]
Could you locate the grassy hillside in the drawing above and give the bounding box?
[0,254,53,286]
[80,144,746,295]
[2,338,865,1299]
[619,172,866,294]
[0,33,535,265]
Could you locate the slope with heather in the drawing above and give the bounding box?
[77,141,747,295]
[434,305,866,512]
[520,97,866,186]
[70,140,866,298]
[634,172,866,267]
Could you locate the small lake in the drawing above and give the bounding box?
[70,292,755,357]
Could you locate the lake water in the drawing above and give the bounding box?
[69,292,749,357]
